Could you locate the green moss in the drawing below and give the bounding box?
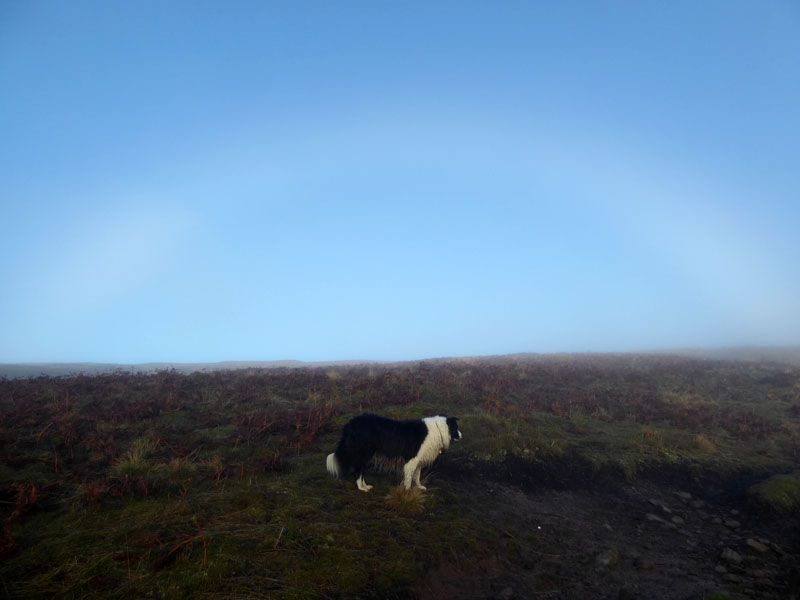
[748,473,800,515]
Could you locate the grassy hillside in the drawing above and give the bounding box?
[1,355,799,598]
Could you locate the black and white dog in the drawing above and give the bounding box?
[326,414,462,491]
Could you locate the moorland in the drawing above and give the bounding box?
[1,353,799,599]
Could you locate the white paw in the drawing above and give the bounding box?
[417,485,427,491]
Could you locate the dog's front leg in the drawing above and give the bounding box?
[413,465,426,490]
[402,460,419,489]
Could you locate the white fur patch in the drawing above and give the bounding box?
[326,452,340,477]
[418,416,451,466]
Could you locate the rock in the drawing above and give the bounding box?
[674,491,692,501]
[756,578,775,589]
[746,539,769,553]
[715,564,728,574]
[712,517,723,525]
[660,504,673,514]
[721,548,743,564]
[730,509,740,516]
[671,515,685,525]
[724,573,743,583]
[691,500,706,509]
[645,513,665,523]
[724,519,741,529]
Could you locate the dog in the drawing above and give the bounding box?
[326,413,461,491]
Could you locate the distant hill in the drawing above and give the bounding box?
[2,347,798,379]
[0,360,376,379]
[661,346,800,366]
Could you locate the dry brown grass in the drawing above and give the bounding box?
[694,434,717,454]
[385,486,428,516]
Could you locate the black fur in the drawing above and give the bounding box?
[446,416,461,442]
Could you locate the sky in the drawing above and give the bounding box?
[1,1,799,364]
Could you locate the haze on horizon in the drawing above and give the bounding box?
[2,2,799,364]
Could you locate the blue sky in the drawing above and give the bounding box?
[1,1,799,363]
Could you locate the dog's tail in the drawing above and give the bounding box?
[326,452,341,478]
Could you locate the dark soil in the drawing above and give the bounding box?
[423,457,800,600]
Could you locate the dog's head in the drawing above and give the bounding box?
[445,416,462,442]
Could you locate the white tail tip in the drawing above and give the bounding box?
[326,453,340,477]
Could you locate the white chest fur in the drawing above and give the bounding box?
[417,417,451,466]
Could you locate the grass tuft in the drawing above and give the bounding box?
[109,437,156,478]
[385,486,428,516]
[694,434,716,454]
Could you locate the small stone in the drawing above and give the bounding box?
[675,491,692,501]
[730,509,740,516]
[671,516,685,525]
[691,500,706,509]
[715,565,727,574]
[645,513,664,523]
[712,517,723,525]
[721,548,743,564]
[746,539,769,553]
[724,573,742,583]
[660,504,673,514]
[724,519,741,529]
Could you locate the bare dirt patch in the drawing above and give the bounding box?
[425,459,800,600]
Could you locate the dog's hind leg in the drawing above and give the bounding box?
[351,453,373,492]
[356,473,373,492]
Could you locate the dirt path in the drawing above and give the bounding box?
[425,459,800,600]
